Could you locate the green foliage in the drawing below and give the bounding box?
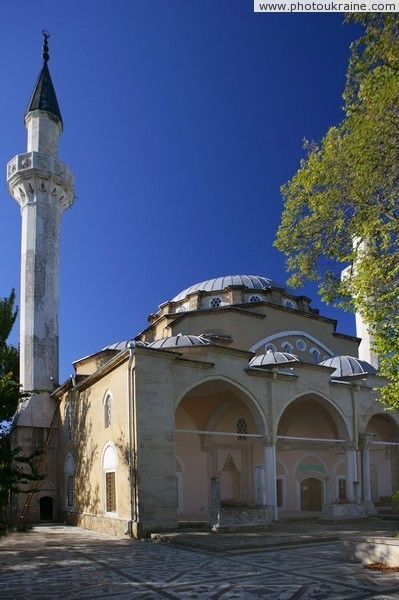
[0,437,44,535]
[275,15,399,406]
[0,289,19,423]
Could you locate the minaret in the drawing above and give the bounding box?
[7,31,74,392]
[342,244,379,370]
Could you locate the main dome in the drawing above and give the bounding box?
[171,275,285,303]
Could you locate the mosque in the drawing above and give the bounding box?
[7,35,399,538]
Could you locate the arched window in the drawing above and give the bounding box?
[310,348,321,364]
[283,298,296,309]
[237,417,248,442]
[65,404,72,441]
[104,393,112,429]
[102,444,118,514]
[64,454,75,509]
[265,343,277,353]
[281,341,293,353]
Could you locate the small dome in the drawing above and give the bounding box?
[102,340,148,352]
[319,356,377,379]
[171,275,285,303]
[149,334,213,349]
[249,350,299,368]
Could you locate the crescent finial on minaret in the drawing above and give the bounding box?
[25,30,63,126]
[42,30,50,62]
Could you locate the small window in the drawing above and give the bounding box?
[296,339,307,352]
[210,297,222,308]
[310,348,320,364]
[106,472,117,512]
[65,404,72,441]
[104,394,112,429]
[281,341,293,353]
[265,343,277,353]
[237,417,248,441]
[176,305,187,313]
[283,299,296,309]
[249,295,261,303]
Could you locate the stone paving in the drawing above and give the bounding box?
[0,521,399,599]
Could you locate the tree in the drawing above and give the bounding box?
[275,15,399,407]
[0,289,19,425]
[0,441,43,534]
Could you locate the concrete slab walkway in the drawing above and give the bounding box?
[1,520,399,599]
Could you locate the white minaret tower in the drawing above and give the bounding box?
[7,31,74,392]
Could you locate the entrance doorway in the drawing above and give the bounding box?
[40,496,53,520]
[300,478,322,511]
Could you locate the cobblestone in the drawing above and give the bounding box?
[0,521,398,599]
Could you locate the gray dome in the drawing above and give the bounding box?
[149,334,213,349]
[171,275,285,303]
[319,356,377,379]
[249,350,299,368]
[102,340,148,352]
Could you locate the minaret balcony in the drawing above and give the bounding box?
[7,151,74,186]
[7,151,74,211]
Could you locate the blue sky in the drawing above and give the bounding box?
[0,2,363,382]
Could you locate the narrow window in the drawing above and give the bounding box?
[106,472,116,512]
[64,454,75,509]
[310,348,320,364]
[65,404,72,441]
[104,394,112,428]
[237,417,248,441]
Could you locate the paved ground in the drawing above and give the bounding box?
[1,519,399,599]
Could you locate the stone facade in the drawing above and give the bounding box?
[8,43,399,539]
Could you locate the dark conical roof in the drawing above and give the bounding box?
[25,61,63,125]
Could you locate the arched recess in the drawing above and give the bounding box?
[101,443,118,515]
[175,377,267,520]
[277,394,351,512]
[366,413,399,502]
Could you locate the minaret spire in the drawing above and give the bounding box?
[25,31,63,127]
[7,32,74,392]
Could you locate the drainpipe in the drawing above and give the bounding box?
[126,345,137,537]
[271,369,278,521]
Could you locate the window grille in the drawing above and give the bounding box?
[65,404,72,441]
[104,395,112,428]
[106,472,116,512]
[237,417,248,441]
[67,475,74,508]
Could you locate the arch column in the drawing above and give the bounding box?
[263,442,277,521]
[359,433,376,514]
[344,443,357,502]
